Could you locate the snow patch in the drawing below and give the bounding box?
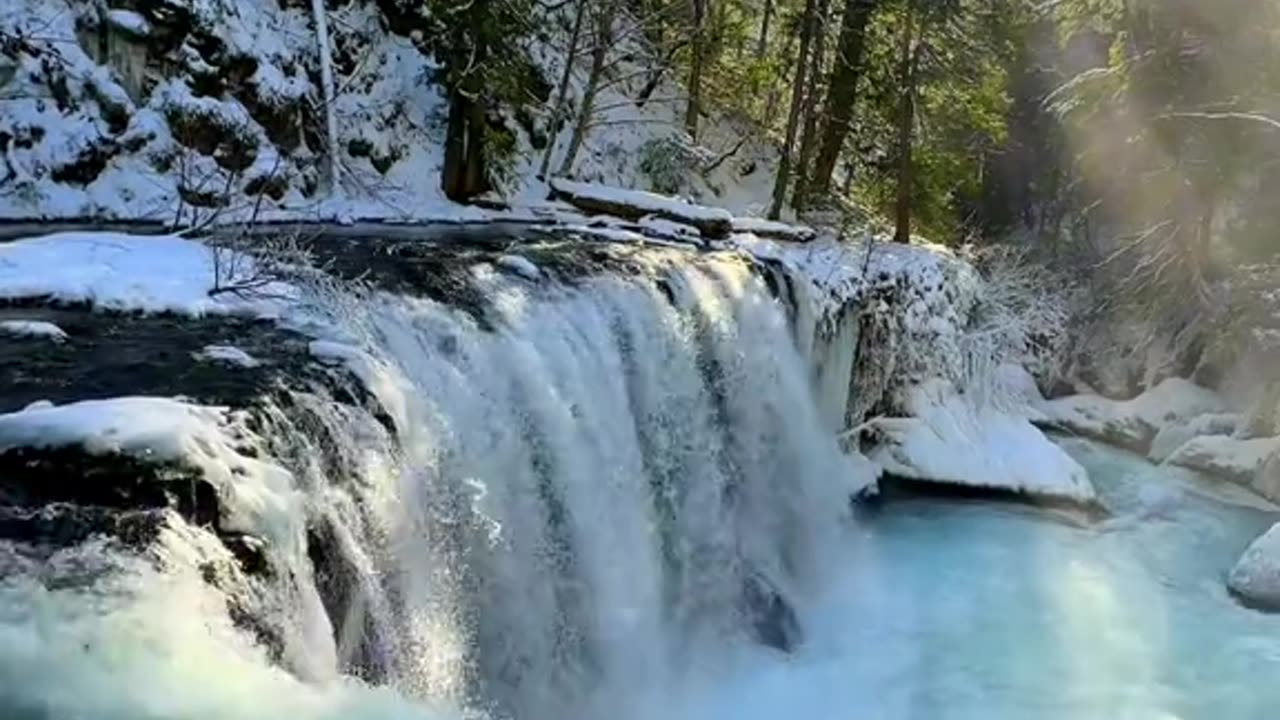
[0,319,68,342]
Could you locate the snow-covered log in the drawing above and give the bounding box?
[731,218,816,243]
[548,178,734,238]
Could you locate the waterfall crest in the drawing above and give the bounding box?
[0,247,866,720]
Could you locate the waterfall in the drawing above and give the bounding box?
[0,246,866,720]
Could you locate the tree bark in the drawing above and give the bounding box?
[442,87,468,200]
[807,0,876,201]
[441,0,492,202]
[892,0,919,244]
[768,0,820,219]
[558,1,613,175]
[792,0,831,210]
[539,0,588,178]
[685,0,707,140]
[756,0,773,57]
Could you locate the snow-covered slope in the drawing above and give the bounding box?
[0,0,781,222]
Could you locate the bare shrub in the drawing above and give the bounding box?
[960,245,1082,398]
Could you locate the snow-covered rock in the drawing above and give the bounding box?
[0,397,302,548]
[495,254,542,281]
[106,9,153,38]
[1165,435,1280,486]
[0,319,68,342]
[1040,378,1226,453]
[869,380,1096,505]
[194,345,262,369]
[1149,413,1240,462]
[1229,523,1280,611]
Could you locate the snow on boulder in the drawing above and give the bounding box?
[1229,523,1280,611]
[548,178,733,239]
[0,319,68,342]
[1040,378,1226,454]
[1149,413,1240,462]
[1165,435,1280,486]
[869,380,1097,506]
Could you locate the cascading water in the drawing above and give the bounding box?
[0,245,865,720]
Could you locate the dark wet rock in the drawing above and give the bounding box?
[742,572,802,653]
[876,472,1110,526]
[0,307,314,413]
[307,518,391,682]
[1229,524,1280,613]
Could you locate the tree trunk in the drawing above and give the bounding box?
[792,0,831,211]
[441,0,492,202]
[311,0,341,194]
[892,0,919,244]
[808,0,877,200]
[558,2,613,175]
[442,88,469,201]
[756,0,773,57]
[685,0,707,140]
[539,0,588,178]
[768,0,820,219]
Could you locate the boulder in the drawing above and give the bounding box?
[1039,378,1225,454]
[1229,523,1280,611]
[1149,413,1239,463]
[1165,435,1280,488]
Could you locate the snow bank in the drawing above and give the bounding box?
[0,397,302,548]
[1165,435,1280,486]
[0,319,68,342]
[1229,523,1280,611]
[1041,378,1226,453]
[869,380,1096,504]
[0,232,294,316]
[548,178,734,237]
